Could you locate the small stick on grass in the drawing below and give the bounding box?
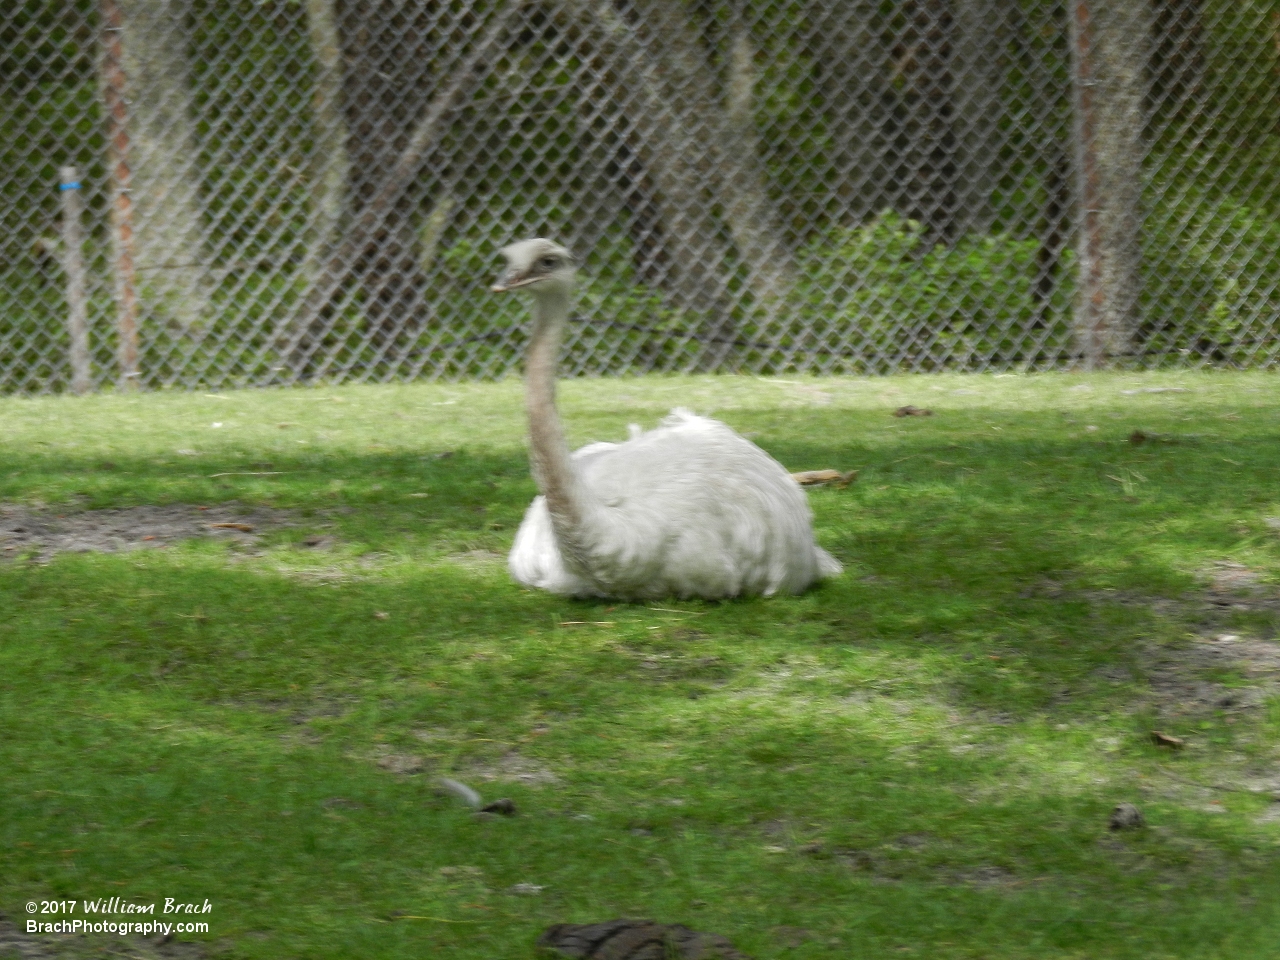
[208,471,287,478]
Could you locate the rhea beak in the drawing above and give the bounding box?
[491,270,541,293]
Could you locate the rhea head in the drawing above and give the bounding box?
[491,238,576,299]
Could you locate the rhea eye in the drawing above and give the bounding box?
[539,256,559,269]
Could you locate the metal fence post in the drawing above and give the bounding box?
[59,166,90,394]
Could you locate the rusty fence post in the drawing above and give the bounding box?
[1068,0,1148,369]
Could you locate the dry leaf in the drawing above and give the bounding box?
[1151,731,1185,749]
[208,522,254,532]
[791,469,858,488]
[791,469,839,485]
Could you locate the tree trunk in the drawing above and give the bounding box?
[585,0,737,368]
[951,0,1007,235]
[287,1,512,378]
[118,0,209,338]
[1148,0,1205,133]
[564,0,797,368]
[896,0,957,246]
[722,21,796,328]
[1069,0,1149,367]
[1011,0,1073,334]
[298,0,350,325]
[807,0,899,226]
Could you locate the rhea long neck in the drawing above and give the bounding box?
[524,285,596,563]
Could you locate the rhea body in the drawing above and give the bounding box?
[495,238,841,600]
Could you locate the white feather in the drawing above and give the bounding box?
[509,409,841,600]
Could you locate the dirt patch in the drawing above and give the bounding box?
[0,503,295,561]
[1135,564,1280,721]
[1032,566,1280,722]
[1207,561,1267,595]
[375,752,428,775]
[443,549,506,570]
[462,750,560,787]
[1144,632,1280,720]
[0,913,215,960]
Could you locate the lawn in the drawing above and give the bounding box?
[2,371,1279,960]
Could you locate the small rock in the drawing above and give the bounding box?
[510,883,544,896]
[1109,802,1144,831]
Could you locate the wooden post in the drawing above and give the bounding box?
[100,0,141,390]
[59,166,91,394]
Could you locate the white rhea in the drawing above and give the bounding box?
[494,238,842,600]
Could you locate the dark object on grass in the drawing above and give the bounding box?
[1151,731,1185,749]
[893,405,933,417]
[1129,430,1147,445]
[1109,802,1145,830]
[537,920,753,959]
[480,797,516,815]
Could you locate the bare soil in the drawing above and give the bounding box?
[0,504,296,562]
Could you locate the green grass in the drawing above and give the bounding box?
[3,371,1280,959]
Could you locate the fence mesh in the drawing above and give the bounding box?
[2,0,1279,393]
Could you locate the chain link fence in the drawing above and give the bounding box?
[3,0,1279,393]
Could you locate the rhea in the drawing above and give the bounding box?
[495,238,841,600]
